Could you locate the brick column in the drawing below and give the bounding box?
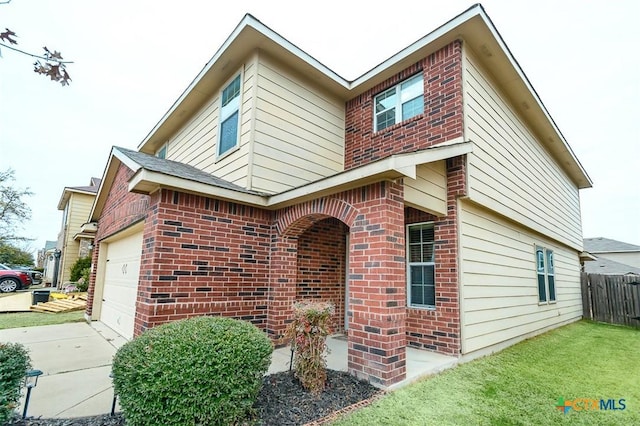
[348,180,407,387]
[266,236,298,344]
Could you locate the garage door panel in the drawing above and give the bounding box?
[100,231,143,339]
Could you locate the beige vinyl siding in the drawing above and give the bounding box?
[60,193,94,283]
[403,161,447,216]
[250,53,345,193]
[460,201,582,355]
[165,58,258,188]
[463,50,582,250]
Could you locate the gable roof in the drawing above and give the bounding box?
[136,3,591,189]
[57,177,102,210]
[584,256,640,275]
[584,237,640,253]
[115,147,265,196]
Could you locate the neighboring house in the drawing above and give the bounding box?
[583,237,640,274]
[40,240,58,285]
[86,5,592,387]
[55,177,101,287]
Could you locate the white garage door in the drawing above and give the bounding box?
[101,231,143,339]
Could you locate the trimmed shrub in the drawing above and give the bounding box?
[285,300,335,394]
[0,342,31,423]
[112,316,273,426]
[69,256,91,282]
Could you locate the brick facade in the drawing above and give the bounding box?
[135,190,273,334]
[344,41,464,170]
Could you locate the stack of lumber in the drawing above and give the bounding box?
[30,292,87,313]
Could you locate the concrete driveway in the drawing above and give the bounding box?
[0,322,127,418]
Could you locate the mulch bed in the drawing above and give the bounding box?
[8,370,381,426]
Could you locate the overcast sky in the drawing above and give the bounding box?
[1,0,638,257]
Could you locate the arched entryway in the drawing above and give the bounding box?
[296,218,350,333]
[268,183,408,388]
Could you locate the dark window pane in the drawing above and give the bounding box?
[376,109,395,131]
[219,111,238,155]
[402,95,424,120]
[409,244,422,262]
[222,75,241,107]
[410,265,435,307]
[548,276,556,301]
[538,274,547,302]
[422,243,434,262]
[421,225,434,242]
[411,284,423,306]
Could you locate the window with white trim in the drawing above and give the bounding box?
[374,74,424,132]
[218,74,242,156]
[407,222,435,308]
[536,246,556,303]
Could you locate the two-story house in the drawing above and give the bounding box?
[55,177,100,287]
[86,4,591,387]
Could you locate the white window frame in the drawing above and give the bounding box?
[374,73,424,132]
[406,222,436,309]
[217,73,243,158]
[535,245,556,304]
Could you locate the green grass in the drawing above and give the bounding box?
[0,310,85,330]
[334,321,640,425]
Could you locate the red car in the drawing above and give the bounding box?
[0,269,32,292]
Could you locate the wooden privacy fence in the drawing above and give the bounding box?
[581,273,640,328]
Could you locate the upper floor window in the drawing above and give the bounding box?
[536,246,556,303]
[374,74,424,132]
[407,222,435,309]
[218,74,242,157]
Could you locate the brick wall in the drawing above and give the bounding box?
[404,155,466,355]
[134,190,274,335]
[87,164,149,317]
[296,218,348,333]
[344,41,464,170]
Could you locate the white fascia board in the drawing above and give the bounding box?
[112,147,143,173]
[128,169,269,208]
[89,147,133,221]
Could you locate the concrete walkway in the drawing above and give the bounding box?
[0,322,458,419]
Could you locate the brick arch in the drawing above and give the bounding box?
[277,197,359,237]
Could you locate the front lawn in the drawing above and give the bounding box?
[0,311,85,330]
[334,321,639,425]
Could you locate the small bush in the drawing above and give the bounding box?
[69,256,91,282]
[112,316,273,426]
[285,300,335,394]
[0,342,31,423]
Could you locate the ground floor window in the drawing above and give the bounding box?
[407,222,435,308]
[536,245,556,303]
